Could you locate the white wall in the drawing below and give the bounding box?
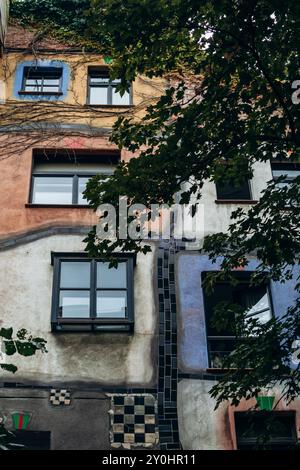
[0,234,157,386]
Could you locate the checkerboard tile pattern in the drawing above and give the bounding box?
[109,394,159,449]
[49,389,71,406]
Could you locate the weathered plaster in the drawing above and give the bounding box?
[0,235,158,387]
[177,379,223,450]
[0,388,110,450]
[178,379,300,450]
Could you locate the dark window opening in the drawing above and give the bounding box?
[216,178,252,200]
[271,161,300,189]
[235,411,298,450]
[202,272,272,368]
[20,67,63,95]
[8,431,51,450]
[29,149,119,206]
[51,254,135,332]
[87,68,132,106]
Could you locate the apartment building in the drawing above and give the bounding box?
[0,19,299,450]
[0,23,162,450]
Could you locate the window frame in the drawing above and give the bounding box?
[29,171,97,206]
[19,66,63,96]
[51,253,135,332]
[87,68,133,106]
[202,272,274,368]
[271,161,300,185]
[234,411,298,450]
[215,178,253,202]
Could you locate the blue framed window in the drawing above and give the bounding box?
[20,66,63,95]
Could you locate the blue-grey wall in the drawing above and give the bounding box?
[176,252,299,372]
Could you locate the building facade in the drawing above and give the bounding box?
[0,21,299,450]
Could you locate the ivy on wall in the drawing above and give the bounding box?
[10,0,110,51]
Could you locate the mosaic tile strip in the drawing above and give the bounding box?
[108,394,159,449]
[49,389,71,406]
[157,242,181,450]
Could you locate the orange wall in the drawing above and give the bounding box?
[0,134,136,239]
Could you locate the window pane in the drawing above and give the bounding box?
[24,85,42,92]
[90,76,109,84]
[89,87,108,104]
[272,169,300,179]
[43,86,60,93]
[97,262,127,288]
[78,177,90,204]
[60,261,90,288]
[43,79,60,86]
[59,290,90,318]
[234,285,271,324]
[32,176,73,204]
[26,79,42,86]
[97,291,127,318]
[112,88,130,105]
[216,179,251,200]
[208,339,236,368]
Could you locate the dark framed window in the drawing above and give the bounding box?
[51,253,135,332]
[87,68,132,106]
[29,150,118,206]
[20,67,63,95]
[216,178,252,200]
[271,161,300,189]
[235,411,298,450]
[9,431,51,450]
[202,272,273,368]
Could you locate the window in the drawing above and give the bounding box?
[216,177,252,200]
[235,411,297,450]
[202,272,272,368]
[29,150,118,206]
[88,68,131,106]
[20,67,63,95]
[51,254,135,332]
[9,431,51,450]
[271,162,300,189]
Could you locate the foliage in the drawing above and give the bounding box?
[84,0,300,407]
[0,327,47,374]
[10,0,109,51]
[0,328,47,449]
[11,0,300,408]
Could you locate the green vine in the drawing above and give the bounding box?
[10,0,111,53]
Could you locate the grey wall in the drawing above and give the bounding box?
[0,388,110,450]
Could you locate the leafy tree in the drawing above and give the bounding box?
[10,1,300,408]
[84,0,300,408]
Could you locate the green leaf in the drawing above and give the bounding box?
[0,363,18,374]
[0,328,13,340]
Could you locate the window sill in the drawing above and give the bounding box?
[206,368,253,373]
[84,104,134,109]
[215,199,258,205]
[52,319,134,333]
[18,91,63,96]
[25,203,91,209]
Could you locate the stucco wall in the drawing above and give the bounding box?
[0,135,139,239]
[0,388,110,450]
[178,379,300,450]
[0,50,165,129]
[0,235,158,386]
